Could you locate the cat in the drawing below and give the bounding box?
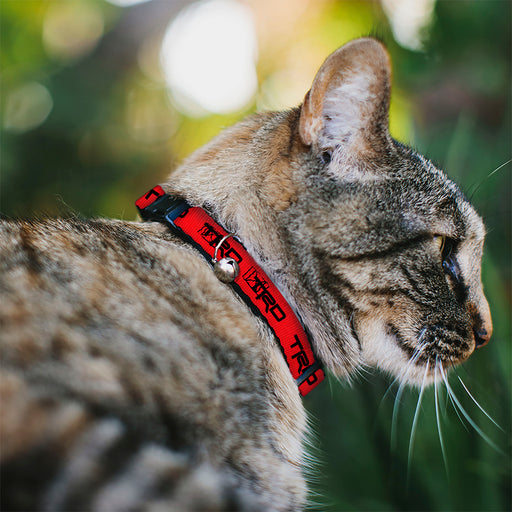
[0,37,492,511]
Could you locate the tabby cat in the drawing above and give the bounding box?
[0,38,492,511]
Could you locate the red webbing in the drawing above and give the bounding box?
[173,206,325,396]
[135,184,165,209]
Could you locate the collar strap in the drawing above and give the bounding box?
[136,185,324,396]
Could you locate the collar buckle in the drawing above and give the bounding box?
[136,186,189,226]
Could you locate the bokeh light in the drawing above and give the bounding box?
[160,0,258,116]
[382,0,436,51]
[106,0,153,6]
[42,1,104,61]
[3,82,53,133]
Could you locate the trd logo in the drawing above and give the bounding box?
[290,335,311,376]
[242,267,286,322]
[199,223,242,263]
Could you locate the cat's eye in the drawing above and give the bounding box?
[435,235,460,283]
[320,150,332,165]
[435,235,455,262]
[434,235,446,254]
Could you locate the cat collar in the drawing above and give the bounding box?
[136,185,325,396]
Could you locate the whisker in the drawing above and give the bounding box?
[434,358,449,476]
[439,366,502,453]
[442,381,449,416]
[382,375,400,404]
[377,375,398,423]
[327,373,336,397]
[391,381,405,452]
[390,348,423,451]
[385,347,421,403]
[469,158,511,200]
[448,357,502,431]
[441,365,469,431]
[353,362,372,384]
[457,376,503,431]
[446,388,469,431]
[407,361,429,475]
[486,158,512,178]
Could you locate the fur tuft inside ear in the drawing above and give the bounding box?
[299,38,392,156]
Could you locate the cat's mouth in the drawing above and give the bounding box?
[394,323,473,360]
[387,322,475,380]
[357,318,475,386]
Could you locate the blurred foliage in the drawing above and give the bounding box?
[1,0,510,511]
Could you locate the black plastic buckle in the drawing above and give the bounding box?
[137,191,190,227]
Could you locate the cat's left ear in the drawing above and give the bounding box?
[299,38,392,157]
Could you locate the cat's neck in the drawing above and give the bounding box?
[164,109,301,276]
[163,108,362,380]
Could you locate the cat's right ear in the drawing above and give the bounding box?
[299,38,392,159]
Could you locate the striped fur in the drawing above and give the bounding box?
[0,38,491,510]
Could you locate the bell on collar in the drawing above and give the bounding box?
[213,257,239,283]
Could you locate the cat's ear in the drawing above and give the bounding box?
[299,38,392,157]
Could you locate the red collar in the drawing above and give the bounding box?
[136,185,324,396]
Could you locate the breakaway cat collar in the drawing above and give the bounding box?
[136,185,325,396]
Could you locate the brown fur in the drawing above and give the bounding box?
[0,38,491,510]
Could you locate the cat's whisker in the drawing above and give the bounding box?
[356,362,372,376]
[352,361,373,384]
[446,389,469,431]
[439,365,501,452]
[327,373,336,397]
[382,378,399,403]
[440,364,470,431]
[434,357,449,476]
[390,382,405,452]
[440,359,462,420]
[486,158,512,179]
[469,158,512,200]
[443,379,450,416]
[417,326,428,344]
[446,357,502,431]
[456,376,503,431]
[390,348,423,451]
[382,352,420,409]
[407,361,429,474]
[379,376,400,422]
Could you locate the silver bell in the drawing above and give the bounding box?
[213,257,239,283]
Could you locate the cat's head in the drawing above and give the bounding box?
[170,38,492,388]
[280,38,492,386]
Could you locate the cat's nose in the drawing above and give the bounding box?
[471,298,492,348]
[474,327,491,348]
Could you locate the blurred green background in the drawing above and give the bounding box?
[1,0,510,510]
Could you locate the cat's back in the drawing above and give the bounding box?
[0,217,297,511]
[0,217,255,364]
[0,216,259,344]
